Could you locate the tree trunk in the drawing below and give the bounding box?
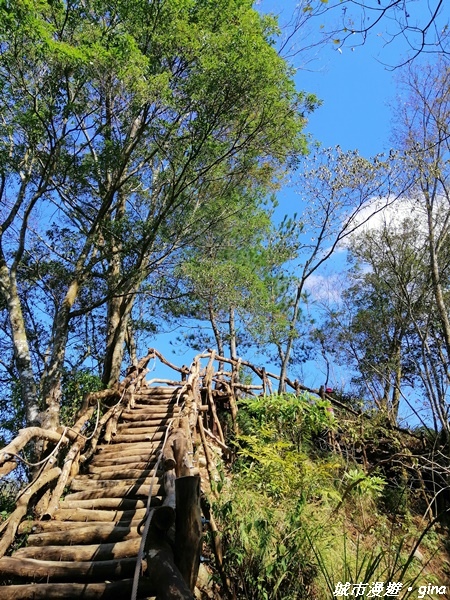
[426,199,450,375]
[102,293,135,388]
[0,260,39,427]
[208,303,224,357]
[41,280,80,430]
[390,339,402,424]
[125,323,138,366]
[278,281,303,393]
[229,307,237,360]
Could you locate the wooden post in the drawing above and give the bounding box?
[174,475,202,591]
[143,517,193,600]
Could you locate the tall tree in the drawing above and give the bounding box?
[0,0,314,432]
[275,147,402,392]
[319,214,425,423]
[166,191,278,358]
[315,58,450,432]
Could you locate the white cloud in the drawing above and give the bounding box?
[304,273,344,304]
[352,196,426,233]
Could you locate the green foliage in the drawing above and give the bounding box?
[0,379,26,445]
[60,370,103,425]
[344,468,386,499]
[215,486,325,599]
[211,392,444,599]
[0,0,316,423]
[212,392,342,598]
[0,480,20,522]
[238,392,336,449]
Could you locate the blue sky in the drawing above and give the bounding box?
[272,2,401,157]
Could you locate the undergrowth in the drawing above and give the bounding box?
[211,393,449,599]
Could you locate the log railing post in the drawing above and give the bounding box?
[174,475,202,592]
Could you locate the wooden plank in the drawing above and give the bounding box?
[118,417,173,427]
[116,423,167,434]
[132,403,178,410]
[89,456,157,469]
[96,441,160,453]
[18,520,142,534]
[137,388,180,396]
[88,460,157,473]
[110,432,165,443]
[121,408,180,421]
[58,497,149,509]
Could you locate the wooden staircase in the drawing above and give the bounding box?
[0,385,189,599]
[0,349,298,599]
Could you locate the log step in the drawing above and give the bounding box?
[132,402,181,415]
[0,579,156,599]
[0,556,138,581]
[63,482,162,502]
[83,467,160,479]
[26,524,140,546]
[88,460,158,473]
[13,537,141,561]
[130,396,176,405]
[116,422,169,432]
[110,431,165,443]
[121,408,180,420]
[18,519,143,535]
[118,417,174,427]
[70,475,162,491]
[58,497,147,510]
[0,383,189,597]
[96,441,161,453]
[53,507,148,522]
[136,387,181,396]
